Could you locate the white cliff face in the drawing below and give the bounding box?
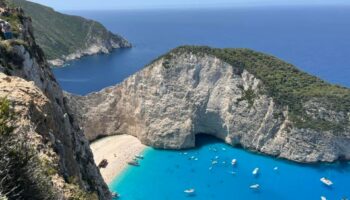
[69,52,350,163]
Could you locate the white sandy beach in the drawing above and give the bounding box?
[90,135,146,184]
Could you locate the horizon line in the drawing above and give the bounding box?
[57,4,350,12]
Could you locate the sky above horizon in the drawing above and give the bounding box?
[29,0,350,10]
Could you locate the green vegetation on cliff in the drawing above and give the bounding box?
[0,98,13,134]
[0,97,97,200]
[0,4,103,198]
[0,98,58,200]
[8,0,130,61]
[162,46,350,131]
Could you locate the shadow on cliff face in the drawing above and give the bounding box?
[194,134,226,149]
[194,134,350,173]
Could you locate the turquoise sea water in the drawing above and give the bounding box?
[51,7,350,199]
[110,135,350,200]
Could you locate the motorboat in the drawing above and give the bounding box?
[135,154,144,159]
[250,184,260,190]
[184,188,195,195]
[320,177,333,186]
[231,159,237,166]
[127,160,140,166]
[111,192,120,198]
[252,168,259,176]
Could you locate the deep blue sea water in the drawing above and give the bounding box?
[51,7,350,200]
[54,6,350,95]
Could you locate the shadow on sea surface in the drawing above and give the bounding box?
[111,133,350,200]
[194,134,350,173]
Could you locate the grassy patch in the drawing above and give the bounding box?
[0,98,13,135]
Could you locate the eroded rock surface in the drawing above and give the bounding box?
[0,5,111,199]
[69,50,350,163]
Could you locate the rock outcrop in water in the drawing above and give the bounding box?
[0,4,111,199]
[68,46,350,163]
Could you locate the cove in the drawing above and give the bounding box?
[109,135,350,200]
[51,7,350,200]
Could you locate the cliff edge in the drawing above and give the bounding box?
[0,3,111,199]
[69,46,350,163]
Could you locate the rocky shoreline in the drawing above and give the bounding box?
[49,37,131,67]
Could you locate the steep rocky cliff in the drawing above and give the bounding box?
[9,0,131,66]
[0,4,111,200]
[69,46,350,163]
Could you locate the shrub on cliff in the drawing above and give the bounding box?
[0,98,58,200]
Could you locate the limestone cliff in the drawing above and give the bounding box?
[69,46,350,163]
[0,4,111,200]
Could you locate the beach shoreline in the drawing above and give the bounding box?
[90,134,147,184]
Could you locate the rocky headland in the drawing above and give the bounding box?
[68,46,350,163]
[1,1,350,199]
[10,0,131,67]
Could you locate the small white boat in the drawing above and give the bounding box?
[127,160,140,166]
[231,159,237,166]
[184,188,195,195]
[111,192,120,198]
[321,196,327,200]
[252,168,259,176]
[212,160,218,165]
[273,167,278,171]
[250,184,260,189]
[229,171,236,175]
[320,177,333,186]
[135,154,144,159]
